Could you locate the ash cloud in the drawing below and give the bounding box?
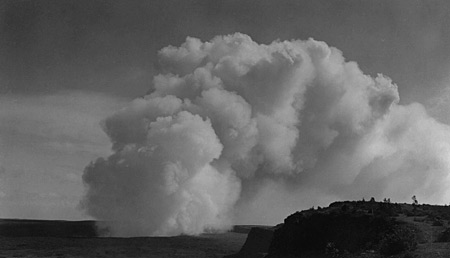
[81,33,450,236]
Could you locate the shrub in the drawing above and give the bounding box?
[402,252,418,258]
[324,242,339,257]
[432,220,443,226]
[378,225,417,255]
[436,228,450,242]
[405,210,414,217]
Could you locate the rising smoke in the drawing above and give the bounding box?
[81,33,450,236]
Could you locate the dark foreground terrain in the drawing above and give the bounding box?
[0,220,247,258]
[3,201,450,258]
[0,233,247,258]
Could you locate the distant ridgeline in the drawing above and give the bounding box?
[229,200,450,258]
[0,219,98,237]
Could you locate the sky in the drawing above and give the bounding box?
[2,0,450,222]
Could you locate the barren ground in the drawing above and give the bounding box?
[0,232,247,258]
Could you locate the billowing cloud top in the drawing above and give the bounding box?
[81,33,450,236]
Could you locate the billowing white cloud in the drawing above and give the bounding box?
[81,33,450,235]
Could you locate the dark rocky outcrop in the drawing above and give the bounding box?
[265,201,422,257]
[225,227,274,258]
[267,212,394,257]
[226,201,428,258]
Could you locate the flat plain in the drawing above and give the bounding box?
[0,219,248,258]
[0,232,247,258]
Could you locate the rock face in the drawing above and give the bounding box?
[225,227,274,258]
[264,201,426,257]
[267,212,394,257]
[224,201,418,257]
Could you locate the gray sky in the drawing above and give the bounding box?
[2,0,450,102]
[2,0,450,220]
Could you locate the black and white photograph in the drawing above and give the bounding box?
[2,1,450,257]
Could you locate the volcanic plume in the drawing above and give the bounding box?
[81,33,450,236]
